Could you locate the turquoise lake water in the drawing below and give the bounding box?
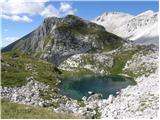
[59,75,136,99]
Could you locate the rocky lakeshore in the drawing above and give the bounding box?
[1,70,158,118]
[1,44,158,119]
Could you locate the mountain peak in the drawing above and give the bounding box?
[94,11,133,32]
[63,14,85,23]
[137,10,155,17]
[2,15,124,65]
[64,14,81,19]
[43,16,60,23]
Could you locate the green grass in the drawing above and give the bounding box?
[35,50,43,58]
[107,75,126,81]
[1,51,59,88]
[110,47,141,75]
[94,108,101,119]
[77,100,85,107]
[61,68,94,79]
[1,100,77,119]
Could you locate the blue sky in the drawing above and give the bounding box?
[1,1,159,47]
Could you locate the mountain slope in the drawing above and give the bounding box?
[1,51,60,88]
[94,10,158,46]
[132,22,158,45]
[2,15,124,66]
[93,12,133,33]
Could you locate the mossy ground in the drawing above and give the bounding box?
[60,68,94,79]
[1,51,59,88]
[1,100,77,119]
[110,48,141,75]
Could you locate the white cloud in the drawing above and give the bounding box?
[2,37,19,47]
[0,1,77,23]
[59,2,77,16]
[60,2,72,12]
[0,1,46,16]
[1,14,32,22]
[0,0,49,3]
[40,5,60,17]
[0,1,45,22]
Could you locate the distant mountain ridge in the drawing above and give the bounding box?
[94,12,134,33]
[93,10,159,46]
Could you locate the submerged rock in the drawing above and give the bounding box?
[87,93,103,102]
[88,91,94,95]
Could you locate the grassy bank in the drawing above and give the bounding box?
[1,100,77,119]
[1,51,59,88]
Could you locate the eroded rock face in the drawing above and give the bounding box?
[2,15,124,66]
[59,53,114,74]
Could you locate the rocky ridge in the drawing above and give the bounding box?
[94,10,159,46]
[2,15,124,66]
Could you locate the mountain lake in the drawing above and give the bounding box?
[59,75,136,99]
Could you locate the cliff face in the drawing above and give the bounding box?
[2,15,124,65]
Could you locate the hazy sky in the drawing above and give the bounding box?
[1,0,159,47]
